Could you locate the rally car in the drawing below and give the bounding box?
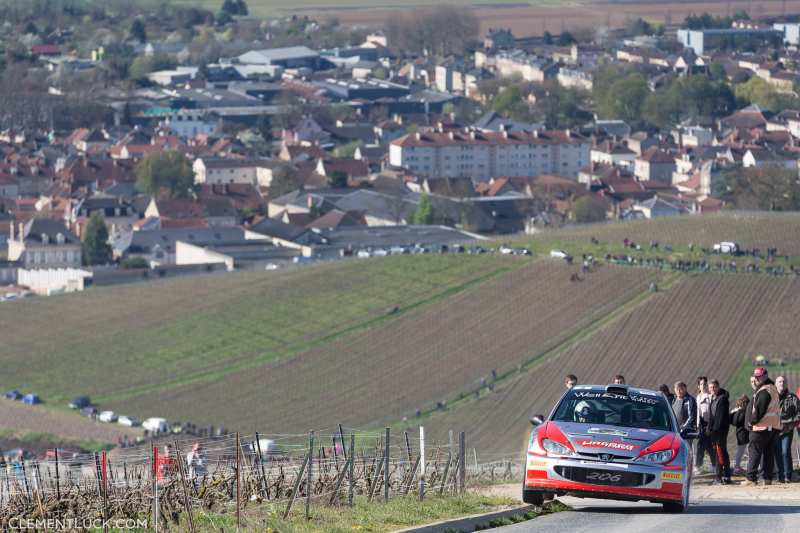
[523,384,694,513]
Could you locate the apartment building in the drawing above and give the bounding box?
[389,128,590,181]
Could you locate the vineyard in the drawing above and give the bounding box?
[522,212,800,257]
[100,261,659,436]
[0,427,521,531]
[0,254,515,409]
[418,274,800,454]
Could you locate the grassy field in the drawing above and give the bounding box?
[0,255,514,407]
[100,261,656,434]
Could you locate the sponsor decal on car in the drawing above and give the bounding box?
[575,439,639,452]
[527,457,547,469]
[662,471,682,481]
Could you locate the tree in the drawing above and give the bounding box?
[493,86,522,116]
[135,151,195,198]
[385,6,478,56]
[269,165,301,198]
[130,18,147,44]
[593,69,649,127]
[556,31,575,46]
[412,193,434,225]
[328,170,349,188]
[542,31,553,45]
[82,212,112,265]
[726,165,800,211]
[573,195,607,223]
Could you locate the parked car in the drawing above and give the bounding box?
[98,411,117,423]
[143,417,170,434]
[550,249,570,259]
[372,248,388,257]
[389,246,406,255]
[81,406,98,417]
[22,393,40,405]
[265,263,280,271]
[4,389,22,401]
[246,438,282,458]
[356,250,371,258]
[713,242,739,254]
[514,247,531,256]
[68,396,91,409]
[118,415,141,427]
[499,246,514,255]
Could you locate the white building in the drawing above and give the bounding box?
[774,22,800,45]
[17,268,92,295]
[389,128,590,181]
[160,110,221,138]
[193,158,278,186]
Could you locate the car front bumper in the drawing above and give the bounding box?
[525,454,686,503]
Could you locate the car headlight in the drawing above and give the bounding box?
[638,449,675,464]
[542,438,574,456]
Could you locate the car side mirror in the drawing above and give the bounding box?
[530,415,545,426]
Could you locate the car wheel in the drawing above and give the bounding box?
[543,492,555,501]
[522,489,544,505]
[662,501,686,513]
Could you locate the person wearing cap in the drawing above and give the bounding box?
[743,367,780,486]
[774,375,799,483]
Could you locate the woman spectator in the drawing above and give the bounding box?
[730,395,750,475]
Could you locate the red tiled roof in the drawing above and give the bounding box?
[391,129,587,148]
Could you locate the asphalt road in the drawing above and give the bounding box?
[488,497,800,532]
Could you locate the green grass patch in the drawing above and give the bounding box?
[184,494,518,533]
[0,255,515,407]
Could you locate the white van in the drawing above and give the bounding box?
[713,242,739,254]
[142,417,169,434]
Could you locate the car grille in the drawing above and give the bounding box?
[579,452,631,462]
[554,466,655,487]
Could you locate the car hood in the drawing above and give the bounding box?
[554,421,671,459]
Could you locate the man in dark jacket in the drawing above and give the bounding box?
[774,376,800,483]
[707,380,731,484]
[672,381,697,438]
[743,367,780,486]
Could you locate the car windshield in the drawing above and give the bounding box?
[552,389,673,432]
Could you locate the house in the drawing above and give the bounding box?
[17,267,93,295]
[494,51,558,83]
[627,196,687,219]
[590,140,637,168]
[484,28,515,51]
[315,158,369,182]
[67,195,139,236]
[159,110,221,138]
[634,148,676,182]
[677,27,782,55]
[192,158,278,187]
[742,148,798,172]
[333,189,417,226]
[7,219,82,269]
[144,197,238,227]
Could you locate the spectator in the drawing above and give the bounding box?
[743,367,780,486]
[774,375,799,483]
[672,381,697,439]
[186,442,207,481]
[707,380,731,484]
[659,384,675,404]
[613,375,625,385]
[695,376,716,475]
[730,395,750,475]
[565,374,577,389]
[157,444,176,482]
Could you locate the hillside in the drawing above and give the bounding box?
[417,274,800,455]
[3,213,800,454]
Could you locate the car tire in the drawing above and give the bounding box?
[522,489,544,505]
[662,501,686,513]
[543,492,555,501]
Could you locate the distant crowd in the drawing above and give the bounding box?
[564,369,800,485]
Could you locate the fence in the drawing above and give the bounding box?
[0,426,522,530]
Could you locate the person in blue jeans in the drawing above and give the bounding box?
[774,375,799,483]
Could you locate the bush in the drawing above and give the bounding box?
[120,257,149,269]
